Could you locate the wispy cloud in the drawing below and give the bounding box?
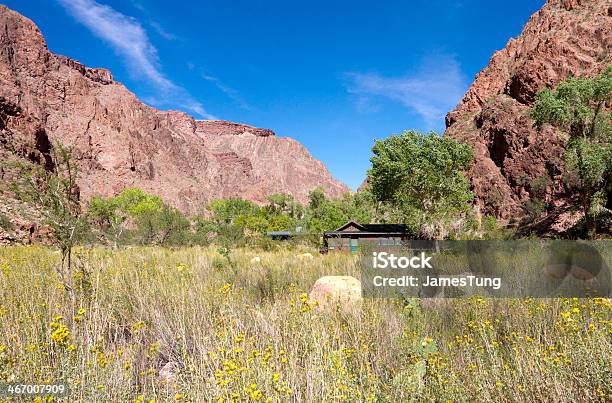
[344,54,468,130]
[57,0,215,119]
[148,20,178,41]
[202,74,251,111]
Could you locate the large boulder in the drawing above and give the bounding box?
[309,276,362,311]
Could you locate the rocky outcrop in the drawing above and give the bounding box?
[357,178,368,192]
[445,0,611,227]
[0,5,349,215]
[195,120,275,137]
[0,97,54,244]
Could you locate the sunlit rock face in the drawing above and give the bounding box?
[445,0,611,231]
[0,5,349,215]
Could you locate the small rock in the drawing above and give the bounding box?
[309,276,361,312]
[158,361,179,384]
[250,256,261,264]
[296,253,314,261]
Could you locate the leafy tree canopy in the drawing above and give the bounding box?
[530,67,611,238]
[368,130,474,236]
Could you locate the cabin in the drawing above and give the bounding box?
[323,221,412,253]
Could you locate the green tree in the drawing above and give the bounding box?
[530,67,611,237]
[88,188,163,246]
[134,205,191,246]
[235,214,270,234]
[89,188,193,246]
[204,199,261,246]
[192,216,217,245]
[368,130,474,238]
[208,198,260,225]
[267,213,293,232]
[305,189,373,232]
[266,193,304,219]
[308,187,326,211]
[8,144,88,285]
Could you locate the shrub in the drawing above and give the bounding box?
[0,213,13,231]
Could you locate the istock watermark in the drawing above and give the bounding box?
[361,240,611,298]
[372,251,433,269]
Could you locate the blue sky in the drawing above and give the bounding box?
[5,0,545,190]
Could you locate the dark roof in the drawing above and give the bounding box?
[323,232,409,237]
[325,221,411,236]
[361,223,410,233]
[334,221,366,231]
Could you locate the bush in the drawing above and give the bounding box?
[521,199,546,224]
[0,213,13,231]
[481,215,515,240]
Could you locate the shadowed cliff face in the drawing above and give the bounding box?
[445,0,611,232]
[0,5,349,215]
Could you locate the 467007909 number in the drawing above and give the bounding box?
[0,383,69,397]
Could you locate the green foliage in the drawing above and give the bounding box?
[481,215,514,240]
[368,131,474,237]
[87,185,377,248]
[208,199,260,225]
[266,214,293,232]
[485,188,505,213]
[530,67,612,137]
[483,215,497,232]
[266,193,304,219]
[530,67,612,238]
[522,199,546,224]
[192,217,217,246]
[306,188,372,233]
[308,187,326,211]
[89,188,166,246]
[0,213,13,231]
[202,188,375,247]
[134,205,191,246]
[8,144,88,277]
[89,188,190,246]
[530,175,551,200]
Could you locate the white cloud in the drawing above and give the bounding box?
[202,74,251,111]
[57,0,215,119]
[149,20,178,41]
[344,54,468,130]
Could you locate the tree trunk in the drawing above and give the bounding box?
[585,214,596,239]
[584,202,596,239]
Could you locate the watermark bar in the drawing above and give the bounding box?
[0,382,69,397]
[361,240,611,298]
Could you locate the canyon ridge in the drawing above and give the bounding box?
[0,4,349,221]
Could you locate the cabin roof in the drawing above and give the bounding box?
[323,221,411,237]
[333,221,409,233]
[360,223,410,233]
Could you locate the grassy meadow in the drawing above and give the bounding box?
[0,245,610,402]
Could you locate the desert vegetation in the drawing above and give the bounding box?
[530,66,611,237]
[0,245,610,402]
[0,49,609,403]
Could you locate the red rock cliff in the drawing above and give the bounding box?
[445,0,611,229]
[0,5,349,214]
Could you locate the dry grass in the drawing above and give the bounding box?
[0,245,610,402]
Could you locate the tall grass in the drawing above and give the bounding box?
[0,246,610,401]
